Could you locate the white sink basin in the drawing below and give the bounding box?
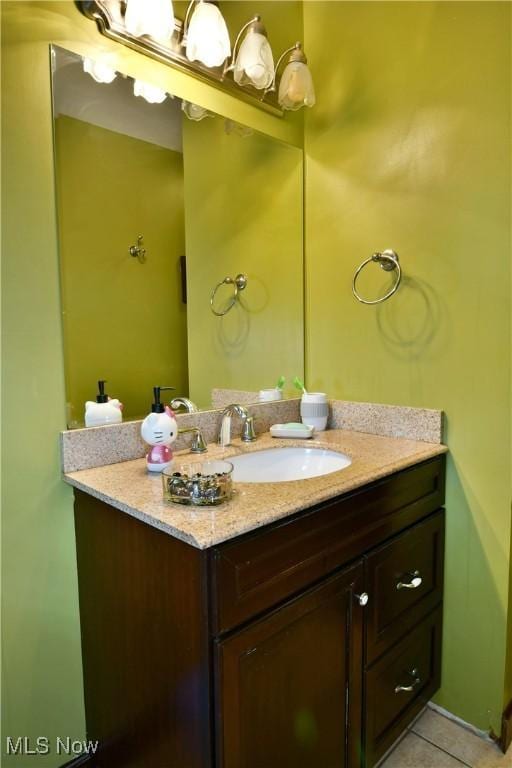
[229,447,351,483]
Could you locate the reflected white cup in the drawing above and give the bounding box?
[300,392,329,431]
[259,388,283,403]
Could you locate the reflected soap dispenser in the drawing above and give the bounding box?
[84,380,123,427]
[140,386,178,472]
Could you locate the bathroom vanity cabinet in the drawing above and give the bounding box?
[73,454,445,768]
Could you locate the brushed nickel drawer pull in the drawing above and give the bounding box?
[394,668,421,694]
[396,570,422,591]
[355,592,369,607]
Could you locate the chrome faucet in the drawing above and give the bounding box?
[218,404,256,447]
[178,427,207,453]
[171,397,199,413]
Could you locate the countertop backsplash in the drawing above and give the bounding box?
[61,397,443,474]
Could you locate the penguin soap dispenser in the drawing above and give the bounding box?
[84,380,123,427]
[140,387,178,473]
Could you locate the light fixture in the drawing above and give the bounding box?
[225,16,274,91]
[83,57,117,84]
[183,0,231,68]
[79,2,314,115]
[267,42,315,111]
[181,100,212,121]
[133,79,168,103]
[224,119,254,138]
[124,0,175,44]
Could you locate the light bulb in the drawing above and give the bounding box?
[125,0,175,44]
[133,80,168,104]
[233,28,274,90]
[181,101,211,121]
[278,60,315,111]
[185,1,231,68]
[83,57,117,84]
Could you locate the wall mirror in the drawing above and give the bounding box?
[51,45,304,427]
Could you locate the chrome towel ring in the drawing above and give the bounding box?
[210,273,248,316]
[352,249,402,305]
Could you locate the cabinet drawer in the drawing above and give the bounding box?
[364,606,443,768]
[365,510,444,664]
[211,456,445,633]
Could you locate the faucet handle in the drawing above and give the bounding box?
[191,429,207,453]
[242,416,256,442]
[178,426,208,453]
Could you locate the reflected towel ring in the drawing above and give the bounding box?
[210,274,248,316]
[352,249,402,305]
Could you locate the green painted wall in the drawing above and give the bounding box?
[1,2,303,765]
[303,0,511,732]
[55,116,188,425]
[183,116,304,409]
[2,9,86,767]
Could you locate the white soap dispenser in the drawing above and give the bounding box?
[84,380,123,427]
[140,386,178,472]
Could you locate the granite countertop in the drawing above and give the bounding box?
[63,429,447,550]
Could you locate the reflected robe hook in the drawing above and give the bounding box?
[129,235,146,264]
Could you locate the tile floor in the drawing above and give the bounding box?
[380,707,512,768]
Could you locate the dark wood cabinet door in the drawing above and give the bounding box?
[215,562,364,768]
[74,492,212,768]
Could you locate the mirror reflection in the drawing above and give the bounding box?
[51,46,304,427]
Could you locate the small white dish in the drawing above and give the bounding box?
[270,423,314,439]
